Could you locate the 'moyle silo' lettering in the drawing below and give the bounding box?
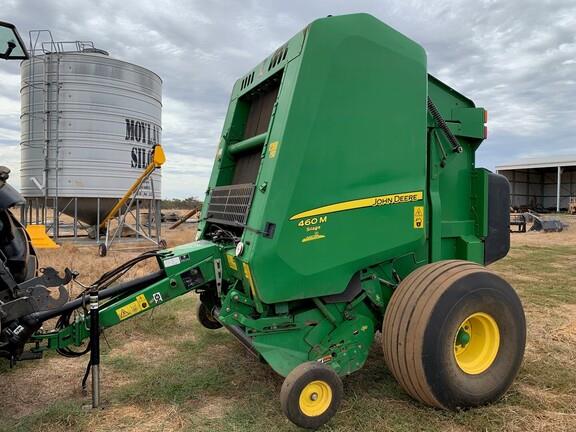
[131,148,138,168]
[131,147,154,168]
[131,148,145,168]
[125,119,135,140]
[126,117,160,169]
[125,118,160,145]
[134,122,142,142]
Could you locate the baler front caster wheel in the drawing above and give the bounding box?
[196,302,222,330]
[98,243,107,257]
[280,361,343,429]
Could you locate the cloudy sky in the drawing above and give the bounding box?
[0,0,575,198]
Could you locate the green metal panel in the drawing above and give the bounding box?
[32,241,220,352]
[202,14,429,304]
[427,75,487,263]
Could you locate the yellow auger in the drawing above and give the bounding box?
[99,144,166,230]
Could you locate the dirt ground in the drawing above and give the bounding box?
[509,214,576,246]
[1,216,575,431]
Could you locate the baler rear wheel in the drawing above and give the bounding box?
[382,260,525,409]
[196,302,222,330]
[280,361,343,429]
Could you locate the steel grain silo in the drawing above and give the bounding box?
[20,39,162,239]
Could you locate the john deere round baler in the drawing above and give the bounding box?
[0,13,524,429]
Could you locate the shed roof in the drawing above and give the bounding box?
[496,155,576,171]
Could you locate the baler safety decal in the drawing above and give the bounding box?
[289,191,423,220]
[115,294,149,321]
[242,262,259,298]
[226,254,238,270]
[413,206,424,229]
[268,141,279,158]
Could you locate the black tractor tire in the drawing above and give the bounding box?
[196,302,222,330]
[382,260,525,410]
[280,361,343,429]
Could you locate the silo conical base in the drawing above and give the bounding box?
[58,198,116,226]
[22,196,161,241]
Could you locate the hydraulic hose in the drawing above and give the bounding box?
[30,270,165,323]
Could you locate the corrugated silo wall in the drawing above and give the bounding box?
[20,50,162,225]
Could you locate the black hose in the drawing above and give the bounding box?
[31,270,165,322]
[6,251,164,360]
[91,250,160,289]
[427,96,462,153]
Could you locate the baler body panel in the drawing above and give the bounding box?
[426,76,488,263]
[200,14,431,304]
[191,14,495,378]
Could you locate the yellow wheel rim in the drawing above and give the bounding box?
[454,312,500,375]
[298,380,332,417]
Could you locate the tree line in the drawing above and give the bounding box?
[161,196,202,210]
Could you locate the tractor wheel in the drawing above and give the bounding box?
[382,260,525,410]
[98,243,107,257]
[196,302,222,330]
[280,361,343,429]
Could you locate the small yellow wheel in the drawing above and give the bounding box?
[280,362,343,429]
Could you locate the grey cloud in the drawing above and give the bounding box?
[0,0,574,197]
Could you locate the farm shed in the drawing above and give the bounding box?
[496,156,576,212]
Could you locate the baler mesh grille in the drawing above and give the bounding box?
[206,183,255,226]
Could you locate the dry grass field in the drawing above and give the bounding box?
[1,218,576,431]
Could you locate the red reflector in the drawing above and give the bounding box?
[484,126,488,139]
[484,110,488,124]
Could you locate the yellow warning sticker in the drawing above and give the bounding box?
[226,254,238,270]
[414,206,424,229]
[116,294,149,321]
[268,141,279,158]
[242,262,258,298]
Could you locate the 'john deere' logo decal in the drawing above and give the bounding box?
[290,191,423,220]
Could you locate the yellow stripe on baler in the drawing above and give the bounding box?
[289,191,423,220]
